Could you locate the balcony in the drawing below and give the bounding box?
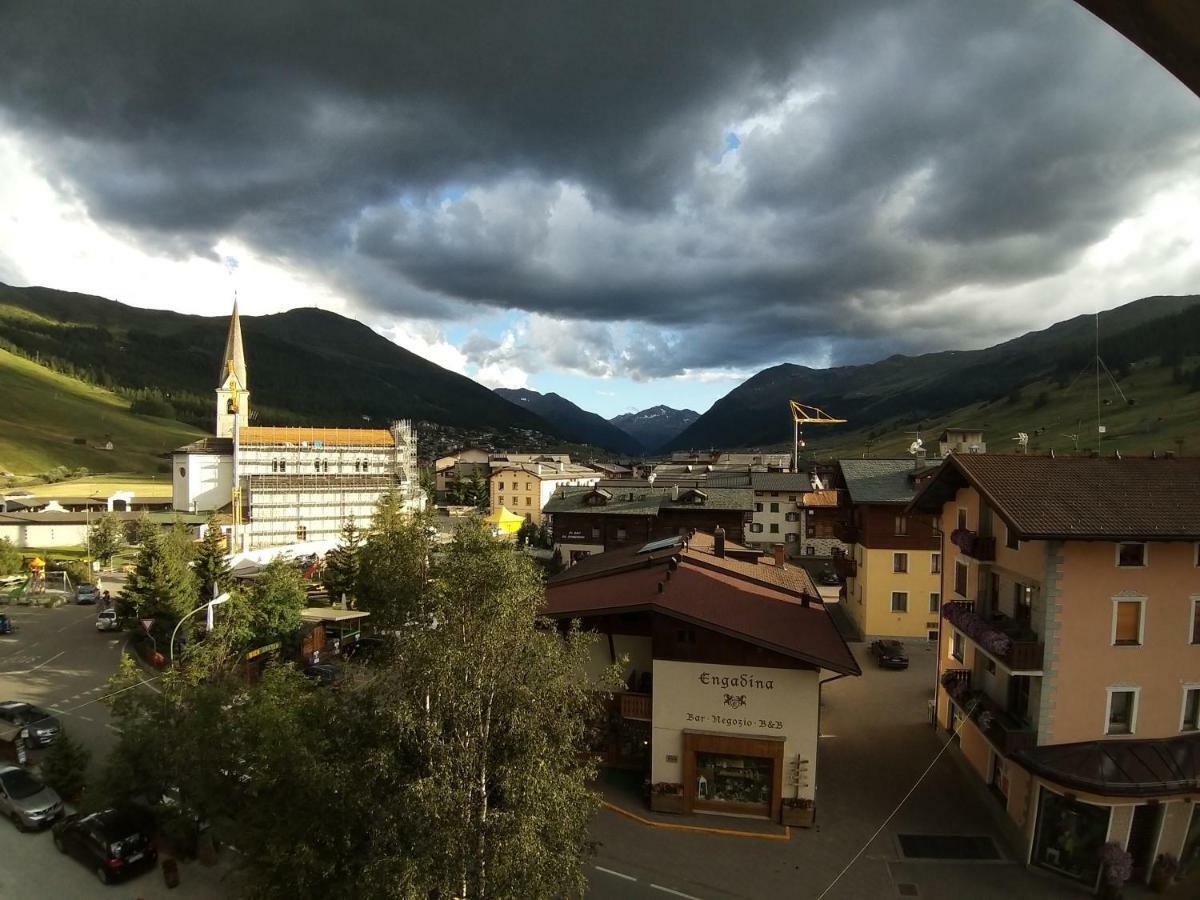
[832,555,858,579]
[943,673,1036,756]
[942,601,1044,673]
[950,528,995,561]
[834,523,860,544]
[618,691,652,721]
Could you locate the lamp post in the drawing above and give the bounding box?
[169,592,230,662]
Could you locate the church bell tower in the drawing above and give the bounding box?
[215,300,250,438]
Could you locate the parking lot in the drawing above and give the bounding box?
[588,638,1077,900]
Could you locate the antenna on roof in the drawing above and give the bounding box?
[1013,432,1029,454]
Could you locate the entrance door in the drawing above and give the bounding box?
[1127,803,1161,883]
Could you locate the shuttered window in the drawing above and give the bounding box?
[1113,600,1142,646]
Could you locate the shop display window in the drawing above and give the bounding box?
[1031,789,1109,885]
[694,753,770,810]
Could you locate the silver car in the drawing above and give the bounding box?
[0,765,63,831]
[96,609,120,632]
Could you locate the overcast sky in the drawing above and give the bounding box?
[1,1,1197,418]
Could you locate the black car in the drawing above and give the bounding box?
[870,639,909,669]
[0,701,61,748]
[53,808,158,884]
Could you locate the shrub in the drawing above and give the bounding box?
[1101,842,1133,886]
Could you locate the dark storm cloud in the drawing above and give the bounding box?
[0,0,1196,377]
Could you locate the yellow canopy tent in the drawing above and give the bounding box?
[485,506,526,536]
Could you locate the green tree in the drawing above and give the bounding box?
[249,557,306,645]
[464,467,489,509]
[536,519,553,550]
[165,518,198,563]
[193,516,232,600]
[0,538,22,576]
[356,493,432,628]
[515,519,536,549]
[89,512,125,565]
[38,729,91,802]
[124,514,159,547]
[118,530,198,626]
[322,517,363,606]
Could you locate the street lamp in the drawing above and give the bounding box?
[169,592,230,662]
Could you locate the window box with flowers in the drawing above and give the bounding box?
[781,797,815,827]
[649,782,686,814]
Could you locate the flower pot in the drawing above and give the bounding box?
[650,792,686,815]
[781,805,815,828]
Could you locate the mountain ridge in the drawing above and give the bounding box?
[609,405,699,452]
[493,388,643,454]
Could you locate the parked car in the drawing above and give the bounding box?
[53,807,158,885]
[869,639,909,669]
[0,614,12,635]
[0,765,63,831]
[816,567,840,586]
[74,583,99,605]
[0,701,61,748]
[95,609,121,632]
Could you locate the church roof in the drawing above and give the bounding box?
[219,300,248,390]
[238,426,396,447]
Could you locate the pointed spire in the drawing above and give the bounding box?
[219,297,248,390]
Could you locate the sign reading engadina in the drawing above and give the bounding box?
[698,671,776,690]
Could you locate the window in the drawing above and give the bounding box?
[279,460,286,473]
[591,527,600,540]
[770,502,779,513]
[893,552,908,573]
[750,523,764,533]
[957,508,967,531]
[786,533,798,542]
[785,512,799,522]
[498,496,504,506]
[894,515,908,536]
[1117,542,1146,567]
[323,460,329,472]
[767,523,777,534]
[929,592,941,613]
[527,496,533,506]
[755,502,763,512]
[271,460,279,472]
[1006,525,1019,551]
[1192,597,1200,644]
[891,591,908,612]
[499,482,505,491]
[1181,687,1200,732]
[931,553,941,574]
[1105,688,1138,735]
[954,561,968,596]
[1112,597,1145,646]
[951,631,964,662]
[526,482,532,491]
[296,525,307,541]
[616,527,627,541]
[788,495,796,502]
[314,461,321,472]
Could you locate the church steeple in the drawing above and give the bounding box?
[218,298,248,391]
[215,299,250,438]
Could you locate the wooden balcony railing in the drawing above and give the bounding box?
[950,528,995,561]
[833,556,857,579]
[942,602,1044,672]
[618,692,652,721]
[946,678,1036,756]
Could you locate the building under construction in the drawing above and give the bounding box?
[171,303,425,551]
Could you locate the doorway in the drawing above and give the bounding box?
[1127,803,1162,883]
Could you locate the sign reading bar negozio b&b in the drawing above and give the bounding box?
[652,659,817,738]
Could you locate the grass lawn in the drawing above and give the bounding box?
[12,473,175,498]
[0,347,203,477]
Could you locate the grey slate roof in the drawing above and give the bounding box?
[837,459,925,505]
[544,485,754,516]
[749,472,814,492]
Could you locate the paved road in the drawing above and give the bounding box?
[0,582,130,773]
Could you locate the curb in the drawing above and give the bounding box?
[601,800,791,841]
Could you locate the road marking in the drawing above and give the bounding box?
[0,650,65,676]
[595,866,637,882]
[105,724,123,734]
[602,801,791,841]
[651,885,703,900]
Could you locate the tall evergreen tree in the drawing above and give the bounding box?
[124,514,159,547]
[356,492,431,628]
[89,512,125,565]
[322,517,363,607]
[193,516,232,601]
[118,530,198,626]
[249,557,306,645]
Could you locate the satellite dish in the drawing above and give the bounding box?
[907,438,924,455]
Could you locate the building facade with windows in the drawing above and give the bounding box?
[489,461,600,527]
[544,531,859,823]
[911,454,1200,890]
[744,473,810,556]
[835,459,941,639]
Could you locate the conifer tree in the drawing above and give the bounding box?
[322,517,362,606]
[193,516,232,601]
[119,530,198,626]
[89,512,125,566]
[356,492,432,628]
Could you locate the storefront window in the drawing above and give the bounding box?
[694,753,770,811]
[1031,788,1110,885]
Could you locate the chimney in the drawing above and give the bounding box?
[773,544,786,567]
[913,448,927,470]
[714,525,726,558]
[801,594,811,608]
[671,484,679,501]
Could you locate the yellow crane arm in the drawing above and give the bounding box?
[789,401,847,425]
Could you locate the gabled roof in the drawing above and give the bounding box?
[239,426,395,447]
[749,472,813,492]
[544,485,753,516]
[544,539,858,676]
[1014,732,1200,798]
[172,437,234,456]
[837,458,927,505]
[909,453,1200,541]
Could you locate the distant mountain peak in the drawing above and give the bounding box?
[609,405,700,452]
[494,387,642,454]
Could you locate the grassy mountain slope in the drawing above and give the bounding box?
[668,294,1200,451]
[0,283,559,434]
[494,388,643,454]
[0,347,202,476]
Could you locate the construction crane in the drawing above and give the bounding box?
[789,401,847,471]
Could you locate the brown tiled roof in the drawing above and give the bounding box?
[544,562,859,675]
[1014,733,1200,798]
[683,531,818,596]
[802,490,839,508]
[910,453,1200,540]
[239,426,396,447]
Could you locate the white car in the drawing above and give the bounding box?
[95,609,120,632]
